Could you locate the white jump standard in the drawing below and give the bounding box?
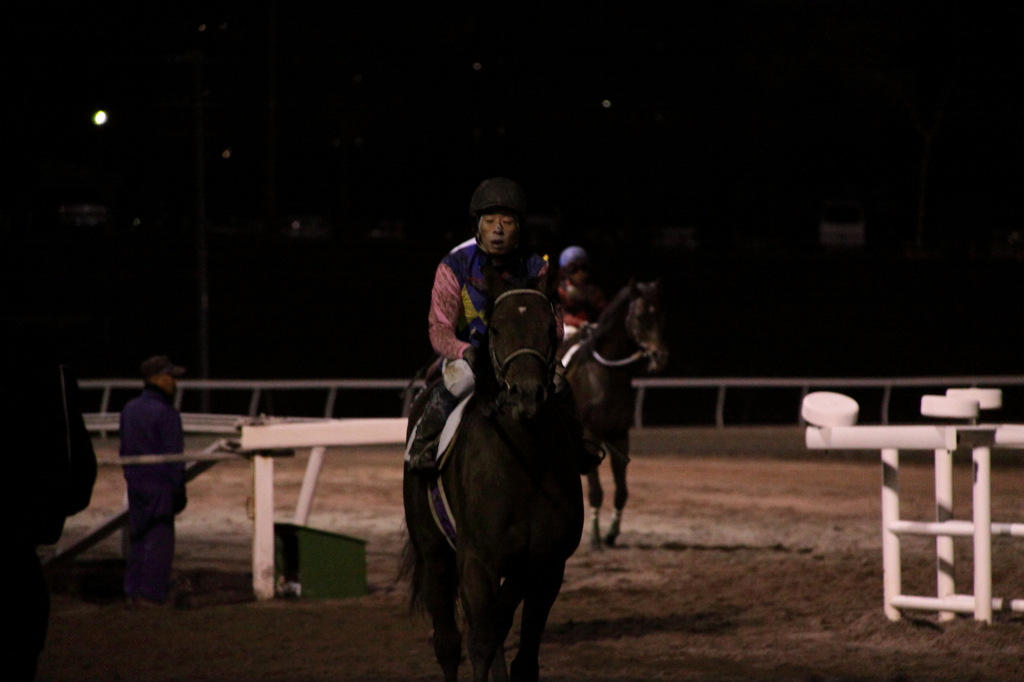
[802,389,1024,623]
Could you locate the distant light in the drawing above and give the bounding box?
[291,220,301,230]
[472,62,482,71]
[93,110,107,125]
[331,138,341,147]
[219,23,227,30]
[133,218,141,226]
[353,74,363,83]
[198,24,207,32]
[354,136,364,146]
[221,148,231,159]
[601,100,612,109]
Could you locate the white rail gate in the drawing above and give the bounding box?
[803,388,1024,623]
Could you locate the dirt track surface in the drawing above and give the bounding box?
[39,436,1024,681]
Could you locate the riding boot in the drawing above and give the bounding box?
[408,386,459,474]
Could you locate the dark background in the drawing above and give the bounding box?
[2,2,1021,387]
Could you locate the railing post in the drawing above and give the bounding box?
[633,386,646,428]
[934,448,955,621]
[715,385,726,429]
[324,387,337,419]
[881,384,892,426]
[972,445,993,623]
[252,453,275,600]
[174,387,185,411]
[248,388,262,418]
[882,447,902,621]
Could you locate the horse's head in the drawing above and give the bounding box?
[626,280,670,374]
[482,265,559,421]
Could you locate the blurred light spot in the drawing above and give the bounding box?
[353,74,363,83]
[332,138,341,147]
[198,23,207,32]
[472,128,482,140]
[655,112,665,123]
[93,110,107,125]
[221,148,231,159]
[219,23,228,30]
[602,100,612,109]
[133,218,141,226]
[291,220,301,230]
[496,125,506,136]
[472,62,482,71]
[354,136,364,146]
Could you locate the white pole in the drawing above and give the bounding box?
[972,446,993,623]
[881,448,901,621]
[293,446,326,526]
[252,454,276,600]
[934,448,955,621]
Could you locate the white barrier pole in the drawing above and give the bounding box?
[934,448,955,621]
[294,446,326,526]
[252,454,276,601]
[881,447,902,621]
[973,446,993,623]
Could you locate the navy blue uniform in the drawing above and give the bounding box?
[120,386,185,603]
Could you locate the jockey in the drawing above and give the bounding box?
[407,177,566,473]
[557,245,607,338]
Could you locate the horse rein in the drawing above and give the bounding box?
[489,288,557,382]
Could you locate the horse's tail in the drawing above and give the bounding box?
[397,533,425,614]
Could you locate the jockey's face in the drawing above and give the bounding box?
[477,211,519,256]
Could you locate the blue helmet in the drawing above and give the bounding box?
[558,245,589,268]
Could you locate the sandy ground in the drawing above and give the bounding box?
[37,433,1024,681]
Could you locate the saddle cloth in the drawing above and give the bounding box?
[404,392,474,551]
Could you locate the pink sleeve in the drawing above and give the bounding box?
[428,263,471,360]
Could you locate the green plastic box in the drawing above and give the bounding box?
[274,523,368,599]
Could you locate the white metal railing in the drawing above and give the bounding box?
[79,378,415,420]
[631,376,1024,428]
[80,375,1024,428]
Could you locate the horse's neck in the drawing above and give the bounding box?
[593,307,634,360]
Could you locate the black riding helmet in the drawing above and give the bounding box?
[469,177,527,218]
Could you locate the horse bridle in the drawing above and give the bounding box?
[489,288,557,383]
[591,295,652,368]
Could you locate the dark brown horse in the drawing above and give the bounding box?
[403,266,584,682]
[560,280,669,548]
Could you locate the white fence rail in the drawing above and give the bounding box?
[80,376,1024,428]
[631,376,1024,428]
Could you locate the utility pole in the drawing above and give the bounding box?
[194,52,211,411]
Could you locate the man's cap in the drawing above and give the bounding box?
[140,355,187,378]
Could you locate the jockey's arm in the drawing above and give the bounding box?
[428,262,471,361]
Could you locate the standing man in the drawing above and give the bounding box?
[120,355,188,606]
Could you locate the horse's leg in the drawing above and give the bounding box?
[488,574,525,682]
[604,437,630,547]
[509,564,565,682]
[585,466,603,550]
[422,547,461,682]
[460,551,506,682]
